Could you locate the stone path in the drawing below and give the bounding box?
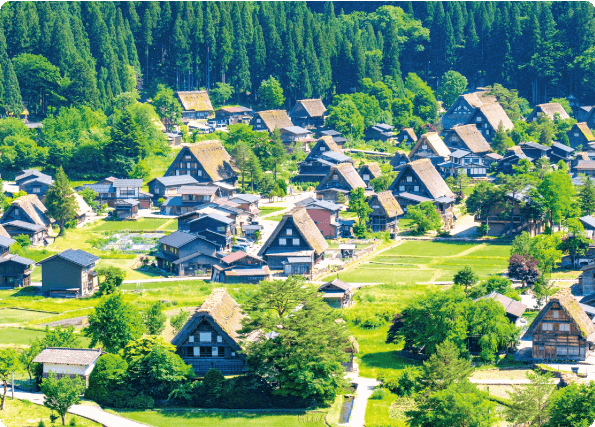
[0,388,148,427]
[342,374,380,427]
[470,378,560,385]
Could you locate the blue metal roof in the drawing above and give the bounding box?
[0,235,15,247]
[38,249,99,267]
[151,175,198,186]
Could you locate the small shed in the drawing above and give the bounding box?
[114,199,140,219]
[318,278,354,308]
[33,347,103,386]
[339,243,356,259]
[475,291,527,326]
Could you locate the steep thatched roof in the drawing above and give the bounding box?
[400,128,418,142]
[291,99,327,117]
[304,136,343,163]
[360,163,382,179]
[187,140,237,182]
[575,123,595,141]
[73,193,92,217]
[317,163,366,191]
[176,91,213,112]
[390,159,455,199]
[371,191,404,217]
[448,124,491,154]
[254,110,293,133]
[0,224,10,238]
[258,206,329,257]
[410,132,451,158]
[1,195,51,227]
[462,90,497,108]
[534,103,570,120]
[525,288,595,340]
[476,103,514,131]
[389,151,410,168]
[171,288,250,348]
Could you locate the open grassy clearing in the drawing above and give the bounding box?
[259,206,286,216]
[0,308,56,324]
[94,218,177,232]
[365,393,408,427]
[1,398,100,427]
[111,409,327,427]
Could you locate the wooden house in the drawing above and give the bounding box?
[389,159,456,227]
[176,91,214,121]
[164,142,237,188]
[439,149,488,179]
[318,278,354,308]
[296,136,354,183]
[155,231,222,276]
[579,216,595,245]
[365,123,394,141]
[38,249,100,298]
[441,90,497,130]
[316,163,367,203]
[527,103,570,122]
[466,103,513,142]
[0,223,33,288]
[475,291,527,326]
[389,151,410,169]
[258,206,328,276]
[0,195,51,245]
[188,213,236,250]
[280,126,313,144]
[584,107,595,130]
[302,199,342,239]
[214,106,254,126]
[367,192,403,235]
[82,178,151,208]
[408,132,451,166]
[113,199,140,219]
[15,169,54,197]
[443,124,491,156]
[289,99,327,128]
[519,142,550,160]
[358,163,382,188]
[211,251,270,284]
[229,194,260,214]
[497,152,533,175]
[524,288,595,361]
[320,130,347,146]
[574,160,595,177]
[148,175,199,201]
[567,123,595,149]
[160,186,220,216]
[33,348,103,387]
[172,288,256,375]
[395,128,417,146]
[549,142,575,164]
[249,110,293,133]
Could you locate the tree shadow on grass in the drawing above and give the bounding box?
[360,350,421,372]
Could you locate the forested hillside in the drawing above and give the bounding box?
[1,1,594,118]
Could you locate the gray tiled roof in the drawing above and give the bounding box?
[229,194,261,203]
[158,230,199,248]
[115,199,140,206]
[83,184,113,193]
[2,220,46,232]
[33,348,102,365]
[552,142,575,153]
[151,175,198,186]
[112,179,143,188]
[282,126,311,134]
[205,213,235,224]
[321,151,352,163]
[38,249,100,267]
[0,235,16,247]
[449,149,472,159]
[295,197,317,207]
[580,215,595,229]
[0,254,34,266]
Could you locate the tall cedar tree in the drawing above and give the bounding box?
[348,187,373,238]
[505,371,556,427]
[106,108,145,175]
[45,167,77,234]
[579,175,595,215]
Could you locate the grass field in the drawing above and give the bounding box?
[325,241,510,284]
[94,218,177,232]
[365,393,408,427]
[0,308,56,324]
[1,398,100,427]
[259,207,286,217]
[112,409,327,427]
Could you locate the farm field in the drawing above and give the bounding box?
[111,409,328,427]
[324,240,511,284]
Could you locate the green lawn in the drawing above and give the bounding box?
[0,327,92,346]
[365,393,409,427]
[0,308,56,324]
[382,240,477,257]
[259,207,286,216]
[266,214,284,222]
[112,409,327,427]
[1,398,100,427]
[94,218,177,232]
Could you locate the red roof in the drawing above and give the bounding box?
[222,251,248,263]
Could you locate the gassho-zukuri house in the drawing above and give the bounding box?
[171,288,258,375]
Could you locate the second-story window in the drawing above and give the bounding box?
[279,238,286,246]
[292,238,299,246]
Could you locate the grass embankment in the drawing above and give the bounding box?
[1,398,100,427]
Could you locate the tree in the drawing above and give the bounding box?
[348,187,372,238]
[268,127,287,180]
[258,77,285,110]
[446,172,471,199]
[578,175,595,215]
[407,381,496,427]
[129,159,150,180]
[231,140,253,190]
[453,266,479,295]
[417,340,474,392]
[466,181,502,231]
[45,167,77,234]
[498,172,532,236]
[85,353,128,404]
[20,339,42,383]
[44,325,80,348]
[547,382,595,427]
[152,84,181,131]
[437,71,467,109]
[242,276,350,405]
[506,371,556,426]
[325,97,365,141]
[122,336,177,364]
[40,372,85,425]
[79,187,98,211]
[170,309,189,334]
[105,108,145,176]
[95,265,126,296]
[0,348,20,410]
[85,292,144,353]
[491,123,514,154]
[144,301,167,335]
[536,171,577,229]
[209,82,234,106]
[558,219,591,267]
[508,254,540,287]
[406,201,443,234]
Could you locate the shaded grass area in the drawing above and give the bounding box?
[111,409,327,427]
[1,398,101,427]
[365,393,406,427]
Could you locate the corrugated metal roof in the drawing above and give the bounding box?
[151,175,198,186]
[112,179,143,188]
[0,254,34,266]
[33,348,102,365]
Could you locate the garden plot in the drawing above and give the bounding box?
[100,233,160,252]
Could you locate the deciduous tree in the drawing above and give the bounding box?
[348,187,372,238]
[437,70,467,109]
[0,348,20,410]
[144,301,167,335]
[406,201,443,234]
[506,371,556,426]
[152,84,181,132]
[40,372,85,425]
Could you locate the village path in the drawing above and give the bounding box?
[0,388,149,427]
[342,374,380,427]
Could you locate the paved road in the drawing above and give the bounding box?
[470,379,560,385]
[343,374,380,427]
[1,388,148,427]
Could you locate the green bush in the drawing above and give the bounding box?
[370,388,388,400]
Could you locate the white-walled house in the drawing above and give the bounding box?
[33,347,103,386]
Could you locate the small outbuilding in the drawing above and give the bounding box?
[38,249,100,298]
[33,347,103,386]
[318,278,354,308]
[475,291,527,326]
[114,199,140,219]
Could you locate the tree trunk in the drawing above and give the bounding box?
[61,414,66,425]
[274,164,277,181]
[1,380,6,410]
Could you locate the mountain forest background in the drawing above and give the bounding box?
[1,1,595,118]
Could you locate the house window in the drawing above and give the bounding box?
[257,119,261,123]
[320,147,326,151]
[217,226,225,232]
[557,346,568,356]
[422,144,428,150]
[575,133,579,137]
[552,310,559,318]
[286,229,292,236]
[217,335,222,343]
[32,187,40,193]
[292,238,299,246]
[363,174,370,181]
[279,238,286,246]
[542,323,554,331]
[189,336,194,343]
[414,186,419,192]
[212,347,219,357]
[476,117,482,122]
[204,195,210,201]
[155,188,160,194]
[184,156,192,160]
[231,352,236,357]
[199,332,212,342]
[200,347,212,357]
[559,323,570,332]
[399,186,405,192]
[568,346,580,356]
[14,209,19,216]
[406,176,413,182]
[197,170,202,176]
[332,175,338,180]
[193,347,200,356]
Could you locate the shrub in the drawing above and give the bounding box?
[478,224,489,236]
[370,388,388,399]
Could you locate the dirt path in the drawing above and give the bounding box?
[342,374,380,427]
